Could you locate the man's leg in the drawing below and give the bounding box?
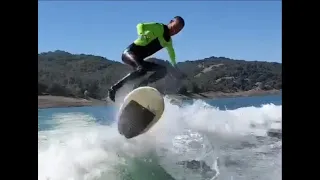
[108,51,146,101]
[135,61,167,87]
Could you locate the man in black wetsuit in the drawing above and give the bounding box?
[108,16,185,102]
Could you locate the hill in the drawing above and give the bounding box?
[38,50,282,100]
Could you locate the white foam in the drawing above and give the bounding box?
[149,99,281,139]
[38,97,282,180]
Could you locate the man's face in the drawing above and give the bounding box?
[169,19,184,36]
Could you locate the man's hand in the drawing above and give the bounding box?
[139,31,154,42]
[169,65,187,79]
[171,63,177,68]
[139,34,149,41]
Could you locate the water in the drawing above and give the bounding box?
[38,94,282,180]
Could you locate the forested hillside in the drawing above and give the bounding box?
[38,50,282,99]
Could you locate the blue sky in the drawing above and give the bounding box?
[38,1,281,63]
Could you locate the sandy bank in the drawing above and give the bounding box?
[38,95,108,109]
[38,89,281,109]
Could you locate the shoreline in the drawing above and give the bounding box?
[38,95,108,109]
[168,89,281,100]
[38,89,281,109]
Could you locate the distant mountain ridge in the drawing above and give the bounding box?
[38,50,281,99]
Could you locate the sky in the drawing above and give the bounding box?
[38,1,282,63]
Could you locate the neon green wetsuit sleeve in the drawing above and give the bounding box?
[166,40,176,66]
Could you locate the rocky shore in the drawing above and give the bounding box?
[38,89,281,109]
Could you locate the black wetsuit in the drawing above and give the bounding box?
[108,22,177,101]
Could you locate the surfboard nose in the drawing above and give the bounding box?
[118,100,156,139]
[117,121,140,139]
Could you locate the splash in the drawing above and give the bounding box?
[38,97,282,180]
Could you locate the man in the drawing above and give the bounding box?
[108,16,185,102]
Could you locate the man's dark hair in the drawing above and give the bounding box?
[174,16,185,27]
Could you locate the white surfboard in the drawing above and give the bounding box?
[117,86,165,139]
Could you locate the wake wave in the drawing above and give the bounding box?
[38,97,282,180]
[153,99,281,138]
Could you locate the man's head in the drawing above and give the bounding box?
[168,16,185,36]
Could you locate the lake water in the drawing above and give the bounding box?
[38,94,282,180]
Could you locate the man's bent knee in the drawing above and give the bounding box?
[159,66,167,76]
[121,50,138,68]
[151,66,167,79]
[154,64,167,75]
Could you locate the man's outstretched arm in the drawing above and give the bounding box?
[166,42,176,67]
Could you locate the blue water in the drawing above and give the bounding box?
[38,94,282,180]
[191,94,281,110]
[38,94,281,130]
